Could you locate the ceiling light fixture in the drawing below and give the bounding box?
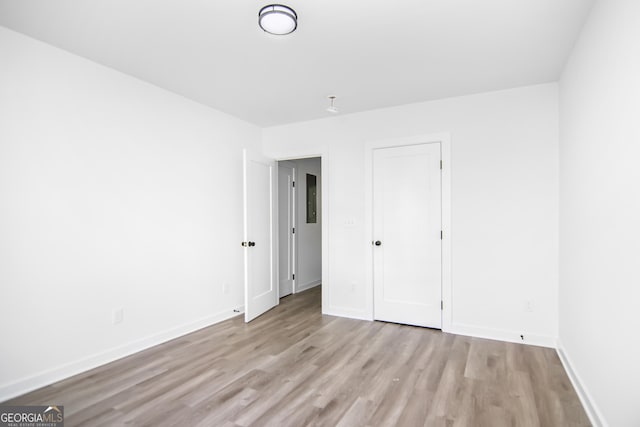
[326,96,339,114]
[258,4,297,35]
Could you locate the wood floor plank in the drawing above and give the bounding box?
[2,286,591,426]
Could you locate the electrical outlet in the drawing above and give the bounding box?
[113,308,124,325]
[525,300,534,312]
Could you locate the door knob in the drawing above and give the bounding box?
[374,240,382,246]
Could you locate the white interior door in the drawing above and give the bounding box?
[373,143,442,328]
[278,161,295,298]
[243,149,277,322]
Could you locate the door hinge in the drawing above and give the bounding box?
[292,227,295,234]
[440,230,443,240]
[292,181,295,187]
[441,301,444,310]
[440,160,443,170]
[292,274,295,280]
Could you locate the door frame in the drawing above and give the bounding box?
[271,149,328,314]
[277,161,297,297]
[364,133,452,332]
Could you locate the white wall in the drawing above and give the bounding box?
[559,2,640,426]
[263,83,560,346]
[293,158,322,291]
[0,26,260,400]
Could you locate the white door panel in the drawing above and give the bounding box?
[243,149,277,322]
[373,143,442,328]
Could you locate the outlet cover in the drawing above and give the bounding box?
[525,300,534,312]
[113,308,124,325]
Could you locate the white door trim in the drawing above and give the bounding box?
[364,133,452,332]
[291,166,297,295]
[277,161,296,298]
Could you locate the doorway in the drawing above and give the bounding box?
[277,157,322,301]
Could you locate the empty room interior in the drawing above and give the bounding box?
[0,1,638,426]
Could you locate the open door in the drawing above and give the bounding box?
[243,149,278,322]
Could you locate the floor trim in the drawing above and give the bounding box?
[0,305,243,403]
[556,342,606,427]
[449,323,556,348]
[296,280,321,293]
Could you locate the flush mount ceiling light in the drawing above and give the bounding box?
[326,96,339,114]
[259,4,297,35]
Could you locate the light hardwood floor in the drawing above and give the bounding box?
[4,286,590,426]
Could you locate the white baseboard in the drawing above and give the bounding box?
[556,342,606,427]
[323,305,371,321]
[296,280,321,292]
[318,314,557,347]
[0,305,244,403]
[448,323,556,348]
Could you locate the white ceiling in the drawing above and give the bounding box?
[0,0,594,127]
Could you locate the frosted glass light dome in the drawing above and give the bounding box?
[259,5,297,35]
